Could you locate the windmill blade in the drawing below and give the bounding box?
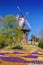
[25,12,28,18]
[17,6,21,13]
[17,6,23,17]
[25,19,31,29]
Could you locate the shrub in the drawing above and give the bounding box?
[12,45,23,50]
[38,42,43,48]
[0,43,2,48]
[0,43,4,49]
[0,43,8,49]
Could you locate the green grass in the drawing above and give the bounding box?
[1,43,41,51]
[21,44,41,50]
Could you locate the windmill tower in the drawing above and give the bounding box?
[17,6,31,44]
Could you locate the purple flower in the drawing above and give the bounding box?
[0,57,29,63]
[30,60,43,64]
[0,56,43,64]
[23,55,38,58]
[31,51,38,54]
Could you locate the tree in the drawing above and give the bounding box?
[2,15,17,49]
[31,34,39,42]
[31,34,39,45]
[2,15,23,49]
[39,27,43,42]
[38,27,43,48]
[2,15,16,28]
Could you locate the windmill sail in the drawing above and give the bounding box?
[17,6,21,13]
[25,19,31,29]
[17,6,23,17]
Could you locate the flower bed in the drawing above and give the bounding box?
[0,49,43,65]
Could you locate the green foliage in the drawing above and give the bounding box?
[0,43,4,49]
[12,45,23,50]
[0,33,7,49]
[38,42,43,48]
[31,34,39,42]
[8,37,14,43]
[0,33,5,43]
[14,28,23,44]
[0,43,8,49]
[1,15,17,48]
[2,15,17,29]
[0,15,23,49]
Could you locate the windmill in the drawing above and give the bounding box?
[16,6,31,44]
[17,6,31,30]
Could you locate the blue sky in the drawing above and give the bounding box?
[0,0,43,39]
